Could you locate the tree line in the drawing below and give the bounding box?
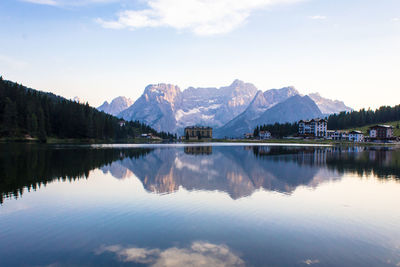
[0,77,175,141]
[327,105,400,130]
[0,144,153,203]
[253,122,299,138]
[254,104,400,138]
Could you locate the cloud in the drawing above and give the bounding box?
[96,241,245,267]
[308,15,326,20]
[392,18,400,22]
[97,0,304,35]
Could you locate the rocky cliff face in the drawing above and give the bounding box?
[119,84,182,133]
[176,80,258,130]
[99,80,352,136]
[118,80,258,133]
[308,93,352,115]
[97,96,134,116]
[214,87,301,138]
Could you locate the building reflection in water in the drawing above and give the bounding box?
[1,144,399,203]
[184,146,213,155]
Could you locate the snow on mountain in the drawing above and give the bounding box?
[214,87,311,138]
[118,80,258,133]
[98,80,352,136]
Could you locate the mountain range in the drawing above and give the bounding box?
[97,80,352,137]
[98,96,134,116]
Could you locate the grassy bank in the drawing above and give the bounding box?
[344,121,400,136]
[210,138,400,146]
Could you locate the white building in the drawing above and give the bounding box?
[299,118,328,138]
[259,131,272,140]
[330,131,348,141]
[348,130,364,142]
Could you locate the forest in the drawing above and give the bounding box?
[0,77,175,141]
[254,104,400,137]
[0,144,153,203]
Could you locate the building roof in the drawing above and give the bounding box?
[349,130,363,134]
[185,126,212,130]
[299,118,327,123]
[369,125,394,129]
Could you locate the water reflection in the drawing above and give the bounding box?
[96,241,245,267]
[1,144,400,203]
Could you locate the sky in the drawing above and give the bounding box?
[0,0,399,110]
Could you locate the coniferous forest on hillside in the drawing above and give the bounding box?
[0,77,175,141]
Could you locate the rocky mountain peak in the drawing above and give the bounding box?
[308,92,352,114]
[97,96,134,116]
[144,84,182,105]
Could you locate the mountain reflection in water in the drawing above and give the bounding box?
[1,144,399,203]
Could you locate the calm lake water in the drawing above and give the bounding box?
[1,143,400,267]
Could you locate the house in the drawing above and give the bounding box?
[259,131,271,140]
[299,118,327,138]
[244,133,254,139]
[330,131,348,141]
[184,126,212,140]
[369,125,394,140]
[141,133,152,139]
[118,120,126,127]
[348,130,364,142]
[326,130,335,140]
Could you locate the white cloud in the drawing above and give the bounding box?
[97,0,304,35]
[308,15,326,20]
[392,18,400,22]
[96,241,245,266]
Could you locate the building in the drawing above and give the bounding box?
[330,131,348,141]
[369,125,394,140]
[298,118,328,138]
[185,126,212,140]
[244,133,254,139]
[184,146,212,155]
[259,131,272,140]
[326,130,335,140]
[140,133,161,140]
[118,120,126,127]
[348,130,364,142]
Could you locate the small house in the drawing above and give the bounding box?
[349,130,364,142]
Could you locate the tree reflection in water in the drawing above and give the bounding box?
[1,144,399,203]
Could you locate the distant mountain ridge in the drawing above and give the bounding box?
[97,80,352,136]
[98,96,134,116]
[308,93,352,115]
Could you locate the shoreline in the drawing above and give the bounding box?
[1,137,399,147]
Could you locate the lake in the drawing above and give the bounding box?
[1,143,400,267]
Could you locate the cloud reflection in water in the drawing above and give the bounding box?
[96,241,245,266]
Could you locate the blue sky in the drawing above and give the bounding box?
[0,0,399,109]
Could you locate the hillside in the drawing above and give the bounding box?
[0,77,173,141]
[345,121,400,137]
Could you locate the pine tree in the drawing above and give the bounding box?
[2,97,18,136]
